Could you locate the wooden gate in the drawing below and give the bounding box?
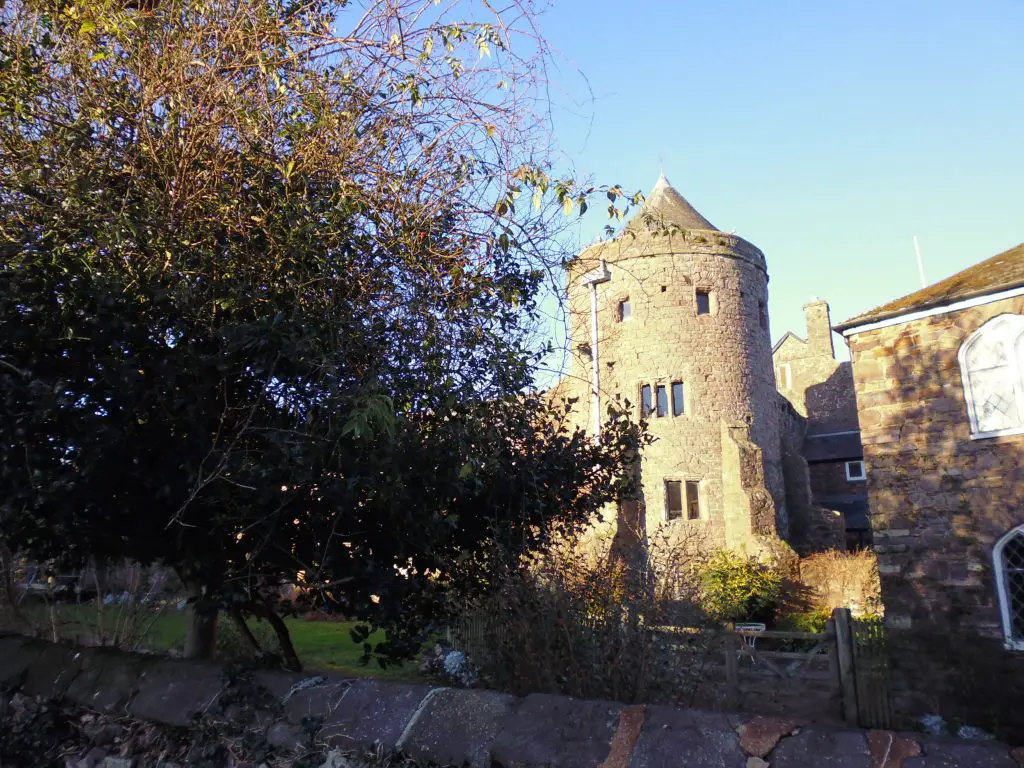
[720,608,892,728]
[721,620,843,723]
[851,614,893,729]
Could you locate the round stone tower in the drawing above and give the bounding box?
[565,174,786,553]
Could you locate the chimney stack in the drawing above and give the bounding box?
[803,298,834,359]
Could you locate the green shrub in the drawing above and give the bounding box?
[776,608,831,634]
[698,550,782,624]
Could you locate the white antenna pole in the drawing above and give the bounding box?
[913,235,926,288]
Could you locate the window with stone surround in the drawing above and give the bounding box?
[959,314,1024,439]
[994,524,1024,650]
[695,290,712,316]
[639,381,686,419]
[664,479,701,521]
[776,363,792,390]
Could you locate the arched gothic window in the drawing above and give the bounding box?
[994,524,1024,650]
[958,314,1024,439]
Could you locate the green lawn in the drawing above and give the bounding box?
[17,603,424,681]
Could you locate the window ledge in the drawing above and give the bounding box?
[1003,638,1024,652]
[970,425,1024,441]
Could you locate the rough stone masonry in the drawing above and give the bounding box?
[2,634,1019,767]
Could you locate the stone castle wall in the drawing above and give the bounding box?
[562,228,785,549]
[774,300,859,433]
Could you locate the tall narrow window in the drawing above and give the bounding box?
[618,298,632,322]
[994,524,1024,650]
[665,480,683,521]
[685,481,700,520]
[776,364,792,390]
[671,382,685,416]
[758,301,768,330]
[640,384,653,417]
[696,290,711,315]
[656,384,668,417]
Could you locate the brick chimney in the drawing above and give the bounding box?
[803,298,835,359]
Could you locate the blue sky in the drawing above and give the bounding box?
[533,0,1023,363]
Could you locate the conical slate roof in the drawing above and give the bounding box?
[626,173,717,233]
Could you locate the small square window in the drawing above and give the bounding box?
[661,285,667,292]
[696,290,711,315]
[640,384,653,417]
[656,384,668,417]
[845,460,866,482]
[685,481,700,520]
[671,382,685,416]
[665,480,683,521]
[619,298,632,322]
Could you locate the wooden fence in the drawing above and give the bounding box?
[449,606,891,729]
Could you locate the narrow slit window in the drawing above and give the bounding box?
[640,384,653,417]
[759,301,768,329]
[656,384,668,417]
[685,481,700,520]
[619,298,632,322]
[665,480,683,521]
[671,382,685,416]
[776,364,792,390]
[696,290,711,315]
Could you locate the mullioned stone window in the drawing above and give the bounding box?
[959,314,1024,439]
[640,381,686,419]
[664,479,701,521]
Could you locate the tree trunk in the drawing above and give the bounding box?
[183,582,218,660]
[0,545,30,629]
[229,610,264,657]
[259,603,302,672]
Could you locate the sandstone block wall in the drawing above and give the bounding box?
[846,295,1024,636]
[563,229,785,550]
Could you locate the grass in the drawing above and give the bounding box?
[13,601,424,682]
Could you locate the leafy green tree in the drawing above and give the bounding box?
[0,0,643,666]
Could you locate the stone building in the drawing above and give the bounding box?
[835,242,1024,721]
[555,174,835,559]
[835,241,1024,645]
[773,300,870,549]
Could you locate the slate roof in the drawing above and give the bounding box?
[626,173,717,233]
[802,431,862,463]
[772,330,805,354]
[836,242,1024,332]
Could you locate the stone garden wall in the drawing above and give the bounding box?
[1,634,1020,767]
